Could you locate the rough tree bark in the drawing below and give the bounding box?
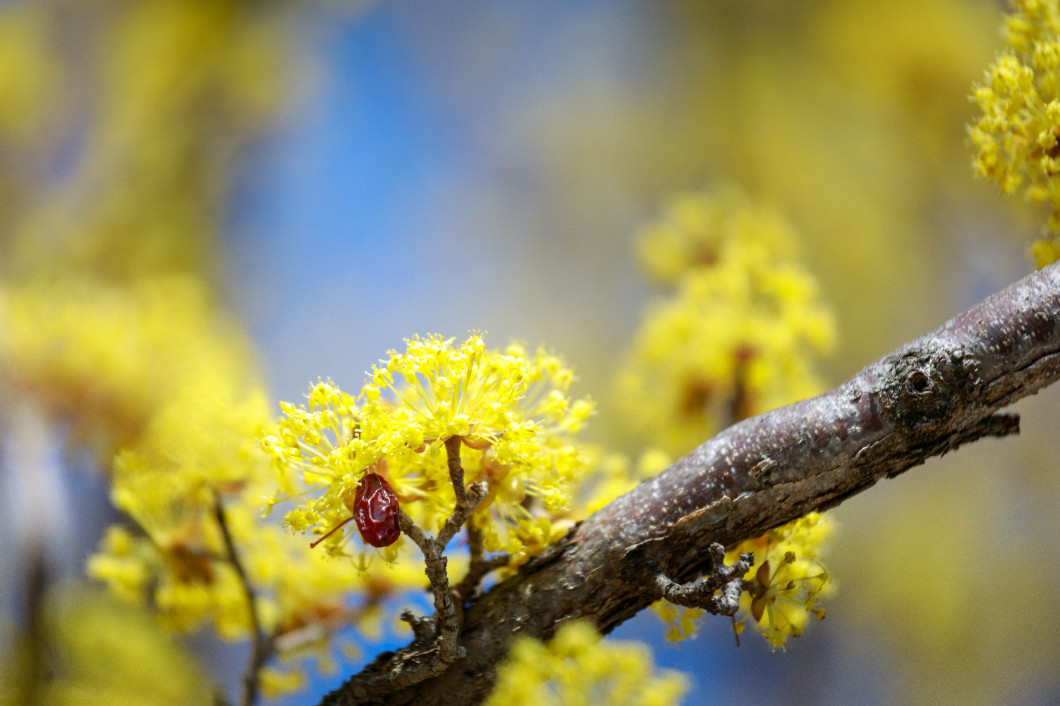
[321,262,1060,705]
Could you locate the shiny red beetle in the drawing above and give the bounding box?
[310,473,401,549]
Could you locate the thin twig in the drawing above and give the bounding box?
[726,349,754,428]
[445,436,468,506]
[466,521,485,566]
[212,491,273,706]
[438,480,486,549]
[21,547,49,705]
[455,526,509,606]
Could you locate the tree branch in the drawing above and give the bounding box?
[321,262,1060,705]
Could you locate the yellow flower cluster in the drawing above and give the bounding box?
[652,598,703,645]
[0,3,62,144]
[0,2,343,699]
[729,512,835,649]
[636,185,798,286]
[624,187,837,649]
[1004,0,1060,53]
[618,187,835,455]
[484,621,688,706]
[262,334,594,566]
[970,0,1060,265]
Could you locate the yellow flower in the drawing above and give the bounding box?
[0,1,289,280]
[11,277,385,696]
[728,512,836,650]
[262,334,594,566]
[1004,0,1060,54]
[485,621,688,706]
[260,668,306,701]
[651,599,703,644]
[1032,233,1060,266]
[969,0,1060,264]
[0,4,63,142]
[0,276,259,453]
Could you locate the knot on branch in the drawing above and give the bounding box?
[880,348,979,431]
[654,542,754,617]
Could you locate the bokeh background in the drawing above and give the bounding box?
[3,0,1060,703]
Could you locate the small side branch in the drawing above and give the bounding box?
[654,543,754,617]
[396,510,463,671]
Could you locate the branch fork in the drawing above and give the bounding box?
[361,436,490,694]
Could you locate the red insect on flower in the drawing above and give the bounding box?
[310,472,401,549]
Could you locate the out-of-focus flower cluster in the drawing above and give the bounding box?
[262,333,594,568]
[970,0,1060,267]
[0,277,257,452]
[484,620,688,706]
[0,0,287,281]
[618,186,835,457]
[0,1,357,698]
[0,587,212,706]
[0,277,382,696]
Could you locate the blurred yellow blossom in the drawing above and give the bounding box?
[653,599,702,644]
[485,620,688,706]
[619,187,834,455]
[0,3,63,143]
[1004,0,1060,52]
[0,0,385,702]
[0,276,383,697]
[262,333,594,567]
[260,667,307,701]
[1032,234,1060,267]
[0,586,211,706]
[0,276,258,452]
[0,0,289,280]
[970,0,1060,265]
[636,185,797,286]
